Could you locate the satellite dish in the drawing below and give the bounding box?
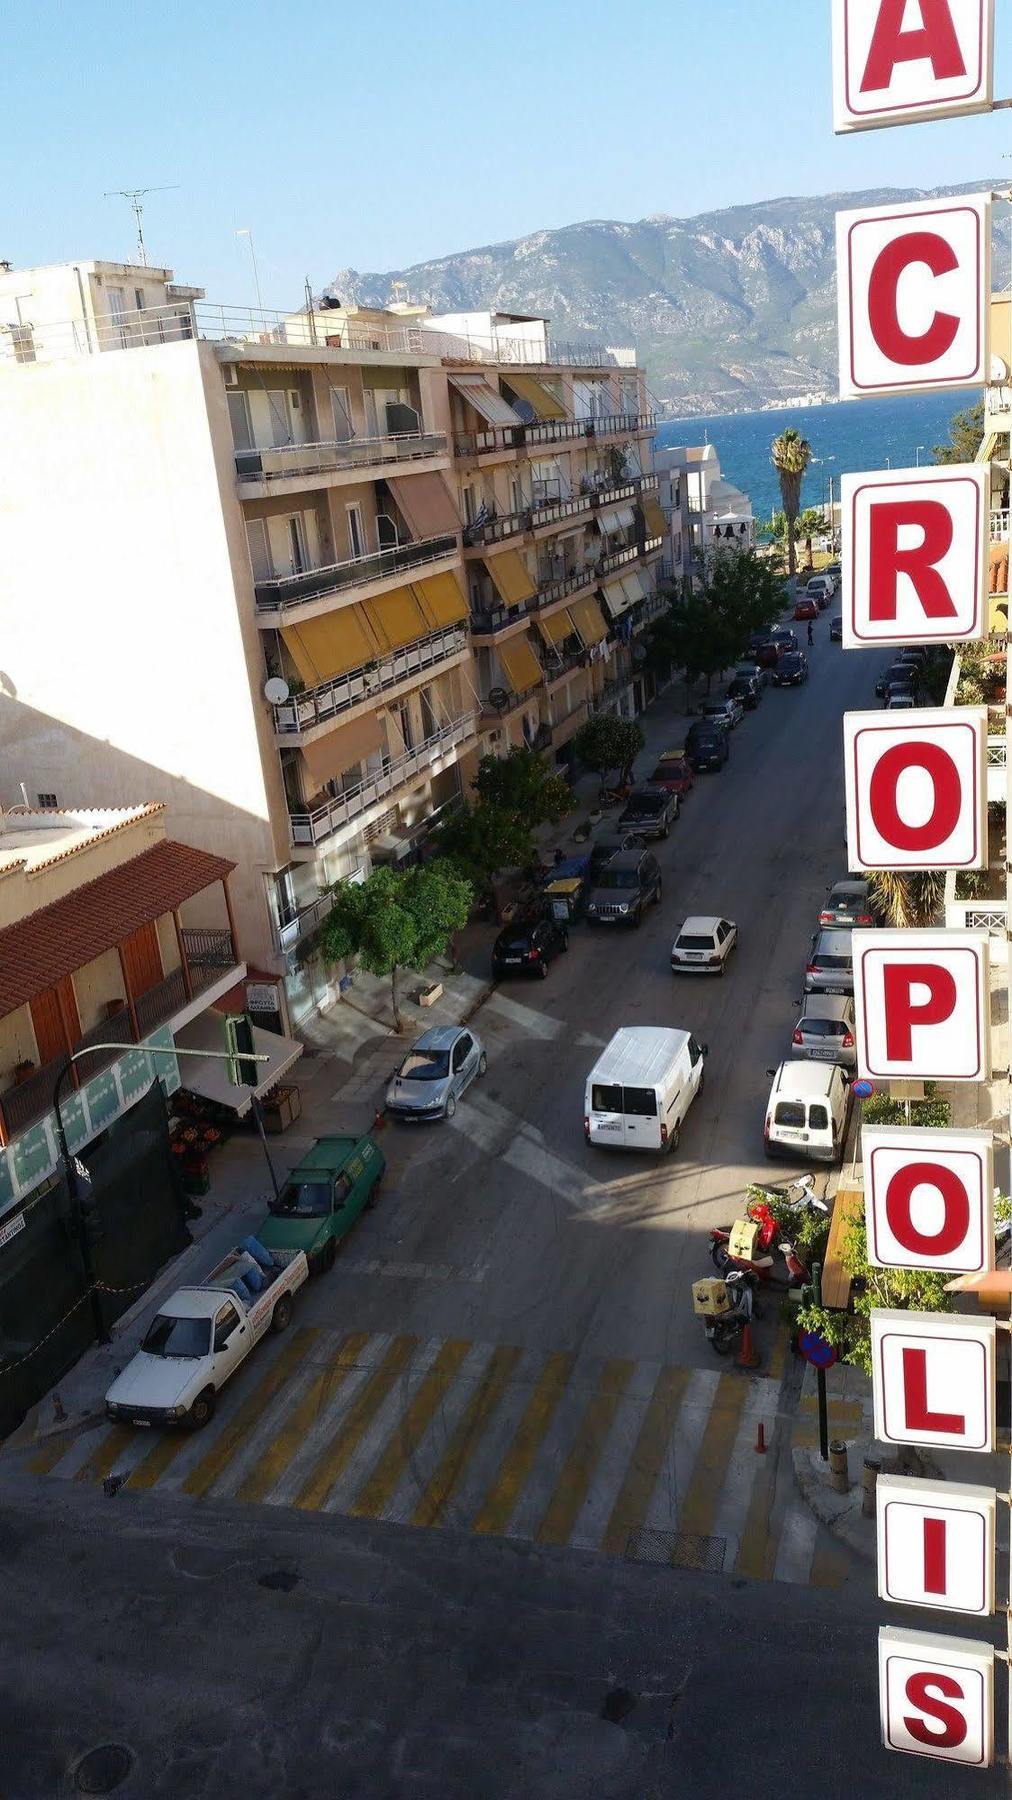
[990,352,1010,382]
[487,686,510,712]
[264,676,290,705]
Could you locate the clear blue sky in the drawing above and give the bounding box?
[4,0,1010,306]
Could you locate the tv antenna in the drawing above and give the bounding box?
[104,185,179,266]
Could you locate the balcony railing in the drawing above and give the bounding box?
[480,683,542,724]
[541,643,590,684]
[289,714,478,847]
[463,509,529,548]
[236,432,448,483]
[273,625,467,736]
[469,600,532,636]
[181,927,240,972]
[589,413,657,437]
[254,533,458,614]
[453,425,526,458]
[523,418,590,449]
[597,543,641,577]
[276,891,336,956]
[991,509,1009,542]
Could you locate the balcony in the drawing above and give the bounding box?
[254,533,458,616]
[273,625,468,738]
[469,566,597,638]
[453,418,591,459]
[289,714,478,847]
[275,891,336,957]
[991,509,1009,543]
[463,508,529,549]
[480,683,542,727]
[589,413,657,438]
[235,431,448,488]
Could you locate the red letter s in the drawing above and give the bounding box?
[904,1670,968,1749]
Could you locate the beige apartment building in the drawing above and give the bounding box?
[0,261,660,1024]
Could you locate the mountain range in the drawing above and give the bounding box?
[324,182,1008,416]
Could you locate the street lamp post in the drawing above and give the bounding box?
[916,445,925,467]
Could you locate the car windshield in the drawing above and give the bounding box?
[399,1049,450,1080]
[677,934,714,950]
[815,955,852,971]
[782,655,803,669]
[272,1179,332,1217]
[651,763,685,781]
[597,868,640,890]
[774,1102,806,1128]
[141,1314,212,1359]
[627,795,664,814]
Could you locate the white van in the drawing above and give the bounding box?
[763,1061,852,1164]
[584,1026,707,1153]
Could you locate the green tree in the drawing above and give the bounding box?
[320,861,472,1031]
[867,870,945,930]
[797,1198,956,1375]
[771,427,813,582]
[471,745,572,829]
[436,804,535,900]
[933,399,985,465]
[572,713,645,796]
[796,508,826,569]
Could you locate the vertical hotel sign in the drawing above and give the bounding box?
[831,0,998,1771]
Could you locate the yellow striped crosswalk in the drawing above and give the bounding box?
[24,1327,858,1592]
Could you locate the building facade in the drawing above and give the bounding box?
[654,442,755,590]
[0,262,661,1025]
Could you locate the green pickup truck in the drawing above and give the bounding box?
[255,1134,385,1275]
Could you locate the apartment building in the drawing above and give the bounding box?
[0,261,659,1024]
[654,442,755,592]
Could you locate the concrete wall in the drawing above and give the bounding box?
[0,1008,40,1083]
[73,948,128,1033]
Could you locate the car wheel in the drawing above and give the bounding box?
[538,961,549,980]
[632,907,643,928]
[444,1093,457,1120]
[654,881,662,905]
[477,1051,488,1077]
[271,1295,293,1334]
[188,1389,216,1431]
[320,1237,338,1273]
[667,1122,681,1154]
[717,961,725,978]
[365,1172,382,1211]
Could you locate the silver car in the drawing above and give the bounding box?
[804,929,855,996]
[385,1025,486,1121]
[791,996,857,1068]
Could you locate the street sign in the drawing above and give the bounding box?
[871,1310,996,1453]
[879,1627,994,1765]
[852,928,990,1082]
[833,0,995,134]
[841,463,988,648]
[878,1475,996,1616]
[798,1328,839,1370]
[843,708,988,872]
[836,192,991,398]
[863,1125,994,1273]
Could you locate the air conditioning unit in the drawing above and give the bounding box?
[222,366,240,388]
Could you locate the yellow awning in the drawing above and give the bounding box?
[599,577,635,621]
[506,373,567,421]
[498,637,544,694]
[570,596,609,647]
[641,496,668,538]
[486,549,537,607]
[362,585,429,652]
[281,606,375,685]
[413,571,469,628]
[536,608,577,649]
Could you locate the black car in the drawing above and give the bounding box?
[587,830,638,883]
[685,723,730,772]
[618,786,680,840]
[586,849,663,927]
[727,674,761,710]
[770,627,799,655]
[493,913,569,981]
[875,662,917,699]
[773,650,809,686]
[829,617,843,642]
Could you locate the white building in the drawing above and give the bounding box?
[654,442,754,588]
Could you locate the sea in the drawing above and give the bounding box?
[654,390,981,525]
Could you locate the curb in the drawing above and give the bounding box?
[792,1441,876,1562]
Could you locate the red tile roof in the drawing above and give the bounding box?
[0,840,236,1018]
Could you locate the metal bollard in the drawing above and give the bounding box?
[829,1440,850,1493]
[861,1456,880,1519]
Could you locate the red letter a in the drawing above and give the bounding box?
[861,0,967,94]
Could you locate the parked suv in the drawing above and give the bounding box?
[685,722,730,772]
[619,786,679,840]
[586,849,663,926]
[588,829,638,883]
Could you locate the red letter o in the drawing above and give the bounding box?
[885,1161,970,1257]
[869,741,962,851]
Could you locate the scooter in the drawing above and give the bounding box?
[710,1231,810,1290]
[700,1270,760,1356]
[709,1174,827,1289]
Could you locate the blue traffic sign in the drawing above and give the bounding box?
[798,1329,839,1370]
[852,1079,875,1101]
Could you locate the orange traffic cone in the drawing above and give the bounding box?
[736,1323,760,1370]
[372,1106,387,1133]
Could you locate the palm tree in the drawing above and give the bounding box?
[867,871,945,930]
[797,508,826,570]
[771,428,813,581]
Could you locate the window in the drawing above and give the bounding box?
[333,1172,353,1209]
[453,1034,473,1070]
[37,792,58,809]
[331,388,354,442]
[808,1105,830,1132]
[622,1087,657,1118]
[346,503,366,560]
[799,1019,833,1039]
[687,1038,703,1066]
[716,922,730,943]
[774,1102,806,1128]
[134,288,145,312]
[592,1084,623,1113]
[228,389,254,452]
[213,1303,241,1350]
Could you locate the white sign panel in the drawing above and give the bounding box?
[837,193,990,398]
[843,708,987,871]
[878,1474,996,1615]
[879,1627,994,1765]
[833,0,995,133]
[872,1309,996,1452]
[863,1125,994,1273]
[853,929,989,1082]
[841,463,987,648]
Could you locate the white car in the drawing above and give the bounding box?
[700,699,740,732]
[885,693,916,710]
[671,914,738,976]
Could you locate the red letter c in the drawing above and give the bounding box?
[868,231,960,367]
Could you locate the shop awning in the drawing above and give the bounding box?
[596,504,636,536]
[486,549,537,607]
[301,710,385,788]
[505,373,566,421]
[449,373,524,428]
[600,577,635,621]
[281,607,375,686]
[498,638,544,694]
[570,596,609,647]
[536,609,577,649]
[174,1011,303,1120]
[641,496,668,538]
[385,472,461,540]
[361,585,430,652]
[412,570,469,628]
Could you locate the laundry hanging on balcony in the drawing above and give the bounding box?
[485,550,537,608]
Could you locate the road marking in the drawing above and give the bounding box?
[600,1365,691,1555]
[180,1327,320,1500]
[349,1339,472,1520]
[234,1332,371,1506]
[74,1425,134,1485]
[410,1345,524,1530]
[773,1504,819,1585]
[28,1437,74,1476]
[535,1358,635,1547]
[450,1091,596,1214]
[483,992,565,1040]
[767,1320,791,1385]
[127,1429,194,1493]
[294,1335,419,1512]
[676,1372,751,1550]
[733,1420,784,1581]
[333,1258,487,1285]
[471,1351,575,1536]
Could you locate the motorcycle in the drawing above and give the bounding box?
[708,1175,827,1290]
[699,1269,760,1356]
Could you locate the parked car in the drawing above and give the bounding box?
[747,637,780,670]
[794,597,819,621]
[805,928,855,995]
[736,660,772,690]
[823,561,841,580]
[585,1026,707,1153]
[875,661,917,699]
[829,617,843,642]
[386,1025,486,1121]
[685,722,730,772]
[619,786,680,839]
[648,751,694,799]
[885,692,917,710]
[770,627,798,655]
[586,848,663,926]
[790,996,857,1069]
[820,879,875,929]
[806,575,835,608]
[726,674,761,711]
[493,913,569,981]
[700,699,740,732]
[763,1061,853,1164]
[773,650,809,687]
[256,1134,385,1276]
[670,914,738,976]
[588,829,639,883]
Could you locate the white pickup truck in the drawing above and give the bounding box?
[105,1243,308,1430]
